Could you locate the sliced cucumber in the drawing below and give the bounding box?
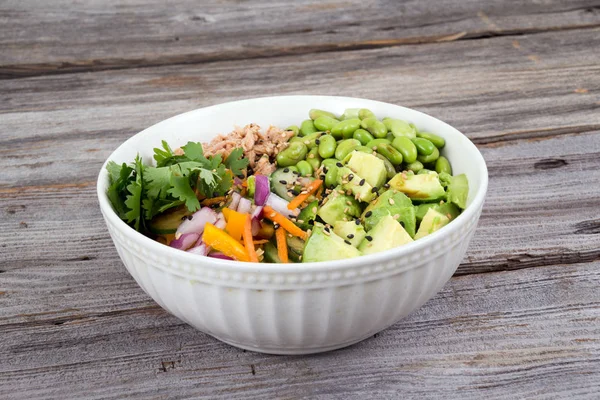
[148,207,190,235]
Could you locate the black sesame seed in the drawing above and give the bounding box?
[371,187,379,193]
[324,227,330,233]
[366,235,373,241]
[279,180,287,184]
[348,174,354,181]
[365,211,372,218]
[315,139,321,145]
[293,171,300,175]
[181,215,188,220]
[359,178,365,186]
[336,162,343,168]
[323,167,329,173]
[347,234,354,239]
[289,214,295,219]
[273,223,280,229]
[283,168,289,173]
[355,218,361,225]
[344,239,352,245]
[383,183,390,189]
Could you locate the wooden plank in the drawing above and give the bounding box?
[0,261,598,399]
[1,0,600,77]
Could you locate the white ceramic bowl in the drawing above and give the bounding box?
[97,96,488,354]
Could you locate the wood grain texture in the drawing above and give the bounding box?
[2,0,600,77]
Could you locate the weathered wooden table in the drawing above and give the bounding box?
[2,1,600,398]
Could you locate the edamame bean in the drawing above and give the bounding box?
[335,139,361,161]
[309,109,337,120]
[435,156,452,175]
[321,158,339,169]
[276,142,308,167]
[300,119,318,136]
[314,116,340,132]
[306,147,322,171]
[296,160,313,177]
[391,136,418,164]
[361,117,388,138]
[325,165,339,188]
[411,137,436,156]
[291,131,322,149]
[358,108,375,120]
[354,146,373,154]
[331,118,361,139]
[341,108,360,120]
[417,131,445,149]
[286,125,300,136]
[374,153,396,179]
[353,129,374,145]
[383,118,416,139]
[406,161,424,173]
[366,138,391,149]
[375,143,403,165]
[417,146,440,164]
[287,166,299,173]
[318,134,337,159]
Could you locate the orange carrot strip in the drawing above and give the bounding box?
[201,196,226,206]
[262,206,309,240]
[287,179,323,210]
[203,223,249,262]
[275,227,289,263]
[252,239,269,245]
[243,215,259,262]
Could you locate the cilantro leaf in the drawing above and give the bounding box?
[168,175,201,212]
[224,148,249,176]
[181,142,209,165]
[144,166,172,199]
[124,180,143,230]
[106,162,134,219]
[153,140,175,167]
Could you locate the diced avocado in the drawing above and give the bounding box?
[346,151,387,189]
[361,190,416,237]
[148,206,190,235]
[358,215,413,255]
[317,188,362,225]
[415,202,461,223]
[303,225,362,262]
[414,208,450,240]
[296,200,318,230]
[337,167,376,202]
[446,173,469,210]
[263,241,281,263]
[287,236,305,262]
[388,172,445,201]
[333,220,366,247]
[362,189,412,215]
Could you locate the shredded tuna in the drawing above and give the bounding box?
[202,124,294,175]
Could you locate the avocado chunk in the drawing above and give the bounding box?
[333,220,366,247]
[358,215,413,255]
[317,187,362,225]
[303,225,362,262]
[362,190,416,237]
[415,202,461,223]
[414,208,450,240]
[337,167,376,202]
[346,151,387,189]
[446,173,469,210]
[296,200,318,230]
[388,172,445,201]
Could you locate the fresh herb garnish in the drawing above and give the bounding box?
[106,141,249,233]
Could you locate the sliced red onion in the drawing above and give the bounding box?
[208,252,233,260]
[234,176,243,186]
[254,174,270,206]
[266,192,300,216]
[215,212,227,230]
[229,192,241,211]
[170,232,200,251]
[176,207,217,236]
[251,217,261,236]
[186,242,208,256]
[251,205,264,220]
[237,197,252,214]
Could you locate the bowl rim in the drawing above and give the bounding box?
[97,95,488,273]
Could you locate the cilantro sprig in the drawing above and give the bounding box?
[106,141,249,233]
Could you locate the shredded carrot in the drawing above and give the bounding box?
[243,215,259,262]
[275,227,289,263]
[201,196,226,206]
[252,239,269,245]
[287,179,323,210]
[225,209,247,242]
[203,223,249,262]
[262,205,309,240]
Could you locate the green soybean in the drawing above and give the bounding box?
[325,165,339,188]
[300,119,318,136]
[286,125,300,136]
[406,161,424,173]
[374,153,396,179]
[358,108,376,120]
[354,145,373,154]
[435,156,452,175]
[276,142,308,167]
[417,131,445,149]
[287,166,299,173]
[366,138,391,149]
[309,109,337,120]
[383,118,416,139]
[296,160,313,177]
[341,108,360,120]
[318,134,337,159]
[314,116,340,132]
[391,136,418,164]
[321,158,339,169]
[291,131,322,149]
[353,128,374,145]
[361,117,388,138]
[335,139,361,161]
[306,147,322,171]
[331,118,361,139]
[375,143,403,165]
[417,146,440,164]
[411,137,436,156]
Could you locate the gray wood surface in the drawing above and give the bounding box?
[1,0,600,398]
